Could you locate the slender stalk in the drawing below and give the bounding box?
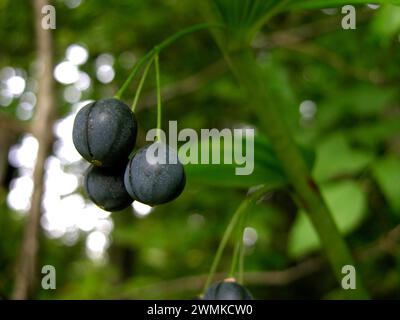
[131,57,154,112]
[228,241,240,278]
[228,206,248,281]
[114,23,223,99]
[238,207,249,284]
[154,23,223,53]
[238,233,245,284]
[114,50,153,100]
[154,54,162,141]
[226,48,370,299]
[202,199,248,294]
[202,185,268,294]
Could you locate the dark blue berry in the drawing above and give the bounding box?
[84,165,133,211]
[124,142,185,206]
[204,281,253,300]
[73,98,137,167]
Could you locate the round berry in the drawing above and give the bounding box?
[203,280,253,300]
[73,98,137,167]
[124,142,185,206]
[84,165,133,211]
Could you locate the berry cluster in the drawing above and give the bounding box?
[72,98,185,211]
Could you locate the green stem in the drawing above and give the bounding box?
[238,207,249,284]
[238,233,245,284]
[226,48,370,299]
[114,23,223,99]
[154,54,162,141]
[228,205,248,281]
[228,241,240,278]
[202,186,268,295]
[114,50,153,100]
[131,56,154,112]
[203,200,244,293]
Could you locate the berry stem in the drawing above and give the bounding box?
[228,205,249,282]
[237,211,248,284]
[228,241,240,279]
[114,23,223,99]
[203,200,246,294]
[203,185,268,295]
[114,50,153,100]
[154,53,162,141]
[131,56,154,112]
[227,209,244,279]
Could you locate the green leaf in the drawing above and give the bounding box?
[184,133,314,188]
[371,4,400,44]
[206,0,283,44]
[317,86,396,128]
[372,156,400,215]
[313,133,374,181]
[288,180,367,258]
[210,0,280,30]
[286,0,400,11]
[346,119,400,148]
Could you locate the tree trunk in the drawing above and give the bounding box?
[13,0,55,300]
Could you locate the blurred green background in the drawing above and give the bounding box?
[0,0,400,299]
